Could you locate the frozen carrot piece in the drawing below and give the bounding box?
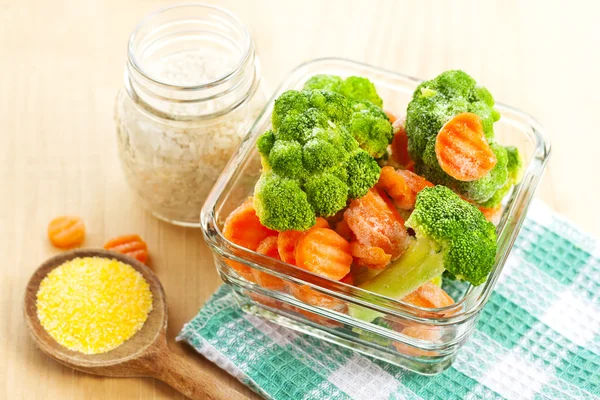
[253,236,287,291]
[479,204,502,223]
[435,112,497,181]
[350,241,392,269]
[334,219,354,242]
[277,217,328,265]
[104,234,149,264]
[385,110,400,124]
[390,117,412,166]
[223,197,277,281]
[402,281,455,309]
[295,228,352,280]
[377,166,434,210]
[47,216,85,249]
[344,188,408,261]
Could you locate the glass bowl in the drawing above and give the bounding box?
[200,58,550,375]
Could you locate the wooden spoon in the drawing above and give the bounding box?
[24,249,247,400]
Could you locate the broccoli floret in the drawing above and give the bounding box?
[353,186,497,320]
[339,76,383,107]
[406,70,515,205]
[303,74,343,93]
[255,89,382,231]
[254,172,315,231]
[348,101,394,158]
[345,149,381,198]
[302,75,392,158]
[479,146,523,208]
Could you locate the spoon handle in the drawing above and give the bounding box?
[151,347,248,400]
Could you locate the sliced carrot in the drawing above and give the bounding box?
[223,197,278,250]
[295,306,343,328]
[377,166,434,210]
[104,234,149,264]
[47,216,85,249]
[343,188,408,261]
[334,219,354,242]
[349,241,391,270]
[390,117,412,166]
[340,272,354,285]
[253,236,287,291]
[402,281,455,309]
[277,217,329,266]
[435,112,497,181]
[389,282,455,356]
[290,284,343,309]
[295,228,352,280]
[223,197,277,281]
[479,204,502,223]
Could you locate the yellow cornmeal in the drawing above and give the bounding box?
[36,257,153,354]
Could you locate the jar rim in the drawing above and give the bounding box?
[127,3,252,91]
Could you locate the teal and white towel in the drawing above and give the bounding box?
[178,200,600,399]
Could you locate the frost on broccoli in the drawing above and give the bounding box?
[254,89,381,231]
[405,70,519,206]
[303,75,392,158]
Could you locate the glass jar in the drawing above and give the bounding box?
[115,4,266,227]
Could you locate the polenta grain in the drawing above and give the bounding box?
[36,257,153,354]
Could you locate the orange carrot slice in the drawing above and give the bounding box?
[295,228,352,280]
[334,219,354,242]
[223,197,277,281]
[402,281,455,309]
[377,167,434,210]
[47,216,86,249]
[253,236,286,291]
[104,234,149,264]
[277,217,328,266]
[435,112,497,181]
[344,188,408,261]
[349,241,392,269]
[479,204,502,223]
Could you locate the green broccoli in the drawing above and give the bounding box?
[406,70,515,206]
[352,186,497,321]
[303,75,392,158]
[254,89,381,231]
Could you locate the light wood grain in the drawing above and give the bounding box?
[1,0,598,399]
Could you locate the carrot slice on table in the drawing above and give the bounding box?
[253,236,287,291]
[222,197,277,281]
[435,112,497,181]
[47,216,86,249]
[277,217,328,266]
[344,188,408,262]
[104,234,149,264]
[390,117,412,166]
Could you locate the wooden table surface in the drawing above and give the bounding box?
[1,0,598,398]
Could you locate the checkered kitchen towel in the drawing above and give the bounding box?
[178,200,600,399]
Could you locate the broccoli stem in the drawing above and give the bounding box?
[349,237,446,322]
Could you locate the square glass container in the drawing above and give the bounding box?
[200,58,550,374]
